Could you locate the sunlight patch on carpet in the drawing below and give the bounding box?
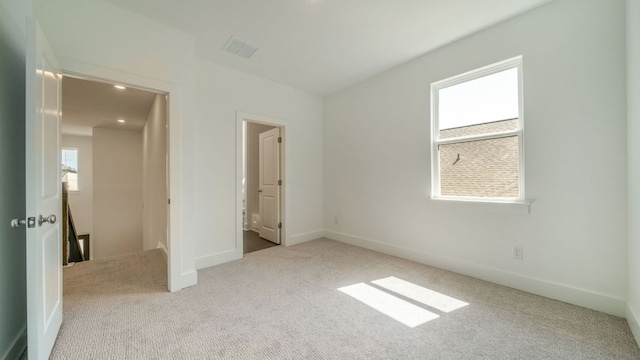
[372,276,468,313]
[338,283,439,327]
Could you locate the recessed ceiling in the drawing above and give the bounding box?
[62,76,159,136]
[101,0,553,95]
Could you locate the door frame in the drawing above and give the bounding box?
[236,112,286,258]
[60,62,184,292]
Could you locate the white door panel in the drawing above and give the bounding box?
[26,19,63,360]
[258,128,280,244]
[43,226,61,320]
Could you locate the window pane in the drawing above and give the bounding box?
[438,68,518,139]
[439,136,519,198]
[61,149,79,191]
[66,173,78,191]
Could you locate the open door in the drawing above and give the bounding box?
[25,19,63,360]
[258,127,281,244]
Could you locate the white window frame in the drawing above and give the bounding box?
[61,147,80,192]
[430,56,526,205]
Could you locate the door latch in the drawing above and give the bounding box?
[10,217,36,228]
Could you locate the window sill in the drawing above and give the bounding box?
[428,197,531,215]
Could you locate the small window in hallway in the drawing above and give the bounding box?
[61,148,79,191]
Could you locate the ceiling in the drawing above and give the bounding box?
[61,76,158,136]
[102,0,552,95]
[61,1,553,131]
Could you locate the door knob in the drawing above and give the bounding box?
[38,214,57,226]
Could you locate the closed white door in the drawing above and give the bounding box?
[25,20,63,360]
[258,127,280,244]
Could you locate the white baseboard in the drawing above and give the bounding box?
[324,230,626,317]
[195,249,240,270]
[627,303,640,346]
[156,240,168,262]
[1,326,26,360]
[286,229,324,246]
[180,270,198,289]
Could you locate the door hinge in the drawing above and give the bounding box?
[278,137,282,143]
[278,180,282,186]
[278,222,282,229]
[168,198,171,205]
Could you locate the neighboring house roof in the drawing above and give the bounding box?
[439,119,519,198]
[61,164,77,174]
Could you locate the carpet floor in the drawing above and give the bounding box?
[51,239,640,359]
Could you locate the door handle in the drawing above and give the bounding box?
[38,214,57,226]
[258,189,262,193]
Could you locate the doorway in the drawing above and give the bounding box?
[238,113,285,256]
[60,75,169,274]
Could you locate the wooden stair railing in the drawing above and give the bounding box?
[62,182,85,265]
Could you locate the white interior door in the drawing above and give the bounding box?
[25,20,63,360]
[258,127,280,244]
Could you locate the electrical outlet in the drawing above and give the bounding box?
[512,246,523,260]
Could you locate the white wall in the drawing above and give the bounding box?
[627,0,640,343]
[193,59,324,268]
[93,128,143,258]
[142,94,168,253]
[35,0,198,288]
[61,135,93,242]
[34,0,324,284]
[246,122,276,231]
[324,0,628,316]
[0,0,30,357]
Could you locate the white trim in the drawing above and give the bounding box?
[325,230,626,317]
[236,112,287,256]
[286,230,325,246]
[428,197,531,215]
[435,129,520,146]
[0,326,26,360]
[156,240,168,261]
[430,56,525,204]
[627,303,640,346]
[180,270,198,289]
[58,58,190,292]
[195,250,240,270]
[432,56,524,88]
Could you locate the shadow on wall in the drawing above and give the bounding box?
[0,4,28,358]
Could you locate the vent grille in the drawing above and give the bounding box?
[223,37,259,59]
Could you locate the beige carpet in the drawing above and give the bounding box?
[51,239,640,359]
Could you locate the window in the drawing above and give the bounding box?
[431,57,524,202]
[61,148,79,191]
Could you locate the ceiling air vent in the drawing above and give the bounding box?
[223,36,258,59]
